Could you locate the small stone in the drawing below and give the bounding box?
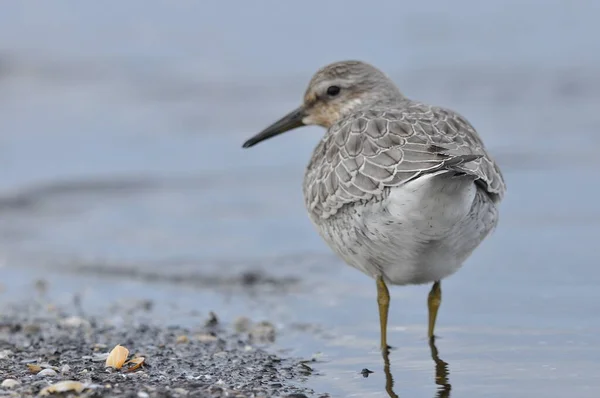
[196,333,218,343]
[240,270,262,285]
[173,388,188,395]
[175,335,189,344]
[93,343,108,351]
[360,368,374,377]
[133,372,149,379]
[34,279,48,294]
[91,353,110,362]
[60,316,90,328]
[23,324,41,334]
[137,392,149,398]
[60,365,71,374]
[0,350,13,360]
[249,321,276,343]
[233,316,251,333]
[39,381,85,395]
[299,362,313,373]
[37,368,58,377]
[205,312,219,328]
[140,300,153,311]
[27,364,42,373]
[1,379,21,388]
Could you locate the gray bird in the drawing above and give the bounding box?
[243,60,505,351]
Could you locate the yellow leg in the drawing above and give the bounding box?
[427,281,442,340]
[376,275,391,352]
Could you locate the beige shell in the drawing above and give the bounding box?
[39,381,86,396]
[105,344,129,369]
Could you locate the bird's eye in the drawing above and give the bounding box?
[326,85,341,96]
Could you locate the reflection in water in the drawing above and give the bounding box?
[429,338,451,398]
[382,338,451,398]
[382,347,400,398]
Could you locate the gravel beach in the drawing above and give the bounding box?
[0,301,322,398]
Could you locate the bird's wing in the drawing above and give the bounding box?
[304,103,506,219]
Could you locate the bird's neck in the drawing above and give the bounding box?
[345,91,407,115]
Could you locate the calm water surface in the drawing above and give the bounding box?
[1,1,600,397]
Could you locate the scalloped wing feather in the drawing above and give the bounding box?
[304,102,506,219]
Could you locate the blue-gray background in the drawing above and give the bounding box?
[1,1,599,397]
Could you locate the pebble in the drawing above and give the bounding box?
[93,343,108,351]
[27,364,42,373]
[23,324,41,334]
[60,316,91,328]
[233,316,251,333]
[1,379,21,388]
[360,368,374,377]
[89,352,110,362]
[37,368,58,377]
[0,350,13,360]
[176,335,189,344]
[205,312,219,328]
[137,392,149,398]
[197,333,218,343]
[60,364,71,374]
[38,380,86,395]
[34,279,48,295]
[249,321,276,343]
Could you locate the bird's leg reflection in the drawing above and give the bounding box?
[380,338,452,398]
[429,337,451,398]
[381,347,399,398]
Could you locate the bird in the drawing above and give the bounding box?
[242,60,505,351]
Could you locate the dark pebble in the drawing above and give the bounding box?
[361,368,374,377]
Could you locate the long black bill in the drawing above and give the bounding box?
[242,106,306,148]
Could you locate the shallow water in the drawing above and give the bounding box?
[1,1,600,397]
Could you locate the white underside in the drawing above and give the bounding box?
[311,170,498,285]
